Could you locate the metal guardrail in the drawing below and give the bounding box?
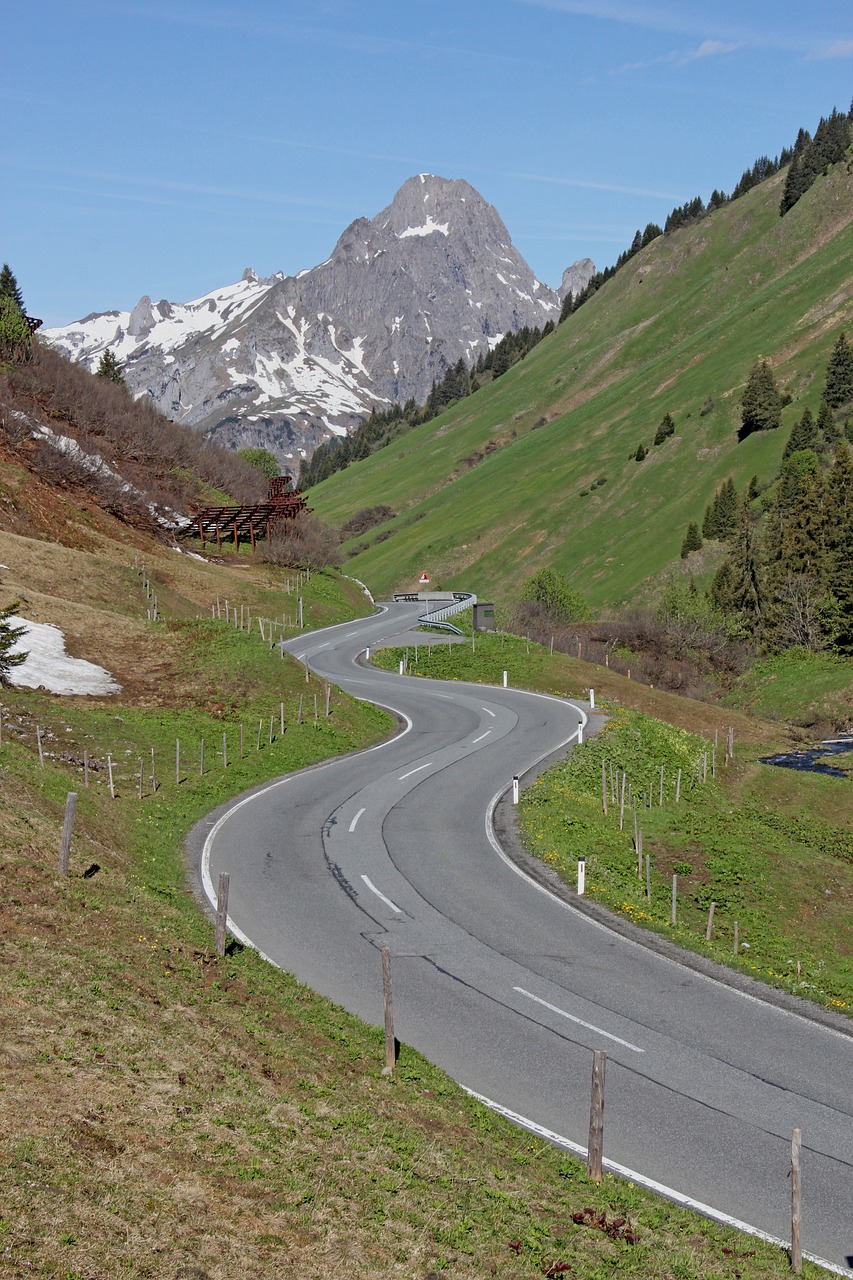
[390,590,477,636]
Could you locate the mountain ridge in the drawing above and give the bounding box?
[43,176,594,466]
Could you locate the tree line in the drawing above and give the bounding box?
[560,100,852,321]
[679,335,853,654]
[299,324,553,489]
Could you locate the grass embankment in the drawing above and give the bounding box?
[0,532,826,1277]
[374,632,853,1014]
[724,649,853,731]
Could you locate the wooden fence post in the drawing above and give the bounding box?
[645,853,651,902]
[705,901,716,941]
[587,1049,606,1182]
[601,759,608,816]
[106,753,115,799]
[215,871,230,958]
[381,946,395,1075]
[57,791,77,875]
[734,921,739,956]
[199,738,205,775]
[280,701,285,734]
[175,738,180,784]
[671,873,677,926]
[222,732,227,769]
[36,726,45,769]
[791,1128,802,1273]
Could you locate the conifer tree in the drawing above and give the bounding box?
[710,497,764,635]
[816,397,840,447]
[96,349,126,386]
[824,332,853,409]
[739,360,782,439]
[633,442,647,462]
[823,443,853,651]
[780,154,804,215]
[0,602,28,683]
[653,412,675,445]
[680,522,702,558]
[783,406,818,459]
[0,264,24,310]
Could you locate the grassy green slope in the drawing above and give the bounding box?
[309,162,853,606]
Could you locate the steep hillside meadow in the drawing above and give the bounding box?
[308,161,853,608]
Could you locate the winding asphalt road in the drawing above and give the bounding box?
[198,602,853,1273]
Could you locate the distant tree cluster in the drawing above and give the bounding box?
[679,338,853,653]
[632,411,677,462]
[560,224,662,320]
[780,108,852,215]
[300,324,554,489]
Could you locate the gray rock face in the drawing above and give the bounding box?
[44,175,590,465]
[558,258,596,301]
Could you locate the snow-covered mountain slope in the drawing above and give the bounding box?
[44,176,594,465]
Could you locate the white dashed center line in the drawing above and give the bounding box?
[361,876,402,914]
[513,987,645,1053]
[398,762,432,780]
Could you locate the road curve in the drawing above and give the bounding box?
[199,602,853,1273]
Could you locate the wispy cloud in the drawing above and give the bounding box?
[682,38,742,61]
[615,38,741,73]
[100,1,529,66]
[809,39,853,59]
[502,169,682,201]
[0,156,353,211]
[517,0,844,56]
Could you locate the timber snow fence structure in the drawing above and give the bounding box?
[177,476,310,553]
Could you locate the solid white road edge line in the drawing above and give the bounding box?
[472,730,492,744]
[349,807,365,832]
[200,706,414,919]
[485,778,853,1043]
[461,1088,852,1278]
[361,875,403,914]
[513,985,645,1053]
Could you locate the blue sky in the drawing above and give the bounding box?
[4,0,851,326]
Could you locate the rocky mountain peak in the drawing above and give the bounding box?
[43,175,592,467]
